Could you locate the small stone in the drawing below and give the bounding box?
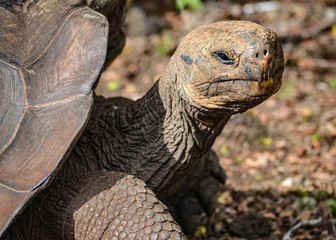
[281,177,293,188]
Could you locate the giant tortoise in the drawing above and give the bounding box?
[0,0,284,239]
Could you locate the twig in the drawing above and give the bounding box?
[283,217,322,240]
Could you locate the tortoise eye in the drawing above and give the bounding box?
[213,51,234,64]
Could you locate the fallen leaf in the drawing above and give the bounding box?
[107,80,121,91]
[263,212,278,220]
[217,191,234,205]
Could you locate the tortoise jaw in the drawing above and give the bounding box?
[185,70,282,115]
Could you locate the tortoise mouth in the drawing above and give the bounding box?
[186,65,283,113]
[204,77,278,98]
[214,64,283,84]
[214,64,283,94]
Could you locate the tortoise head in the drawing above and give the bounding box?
[174,21,284,117]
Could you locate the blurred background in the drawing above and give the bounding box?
[95,0,336,239]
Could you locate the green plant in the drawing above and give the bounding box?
[157,32,173,56]
[329,77,336,89]
[106,80,121,91]
[223,233,230,239]
[235,157,243,165]
[298,196,317,209]
[254,174,262,181]
[327,199,336,213]
[175,0,202,11]
[258,137,273,149]
[292,188,309,197]
[331,24,336,37]
[311,132,322,143]
[194,225,207,236]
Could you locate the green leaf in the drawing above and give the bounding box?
[317,189,332,198]
[327,199,336,213]
[175,0,202,11]
[235,157,243,165]
[188,0,202,10]
[220,145,229,154]
[106,80,120,91]
[254,175,262,181]
[194,225,207,236]
[292,188,309,197]
[329,77,336,89]
[157,33,172,56]
[223,233,231,239]
[331,24,336,37]
[175,0,185,11]
[298,196,317,209]
[259,137,273,146]
[311,133,322,142]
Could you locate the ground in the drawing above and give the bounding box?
[95,0,336,239]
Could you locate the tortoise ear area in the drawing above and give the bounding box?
[181,54,194,65]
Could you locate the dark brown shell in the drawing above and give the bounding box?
[0,1,108,234]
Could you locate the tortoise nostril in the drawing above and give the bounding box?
[255,50,268,59]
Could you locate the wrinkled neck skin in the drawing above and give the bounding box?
[62,57,230,193]
[116,59,230,192]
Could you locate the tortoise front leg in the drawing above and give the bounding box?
[162,149,227,234]
[5,171,186,239]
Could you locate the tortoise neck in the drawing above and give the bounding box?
[60,61,229,193]
[120,68,229,192]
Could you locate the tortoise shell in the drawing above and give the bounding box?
[0,0,109,234]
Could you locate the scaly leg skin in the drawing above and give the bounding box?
[162,150,226,234]
[5,171,186,240]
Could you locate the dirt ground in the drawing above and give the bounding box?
[95,0,336,239]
